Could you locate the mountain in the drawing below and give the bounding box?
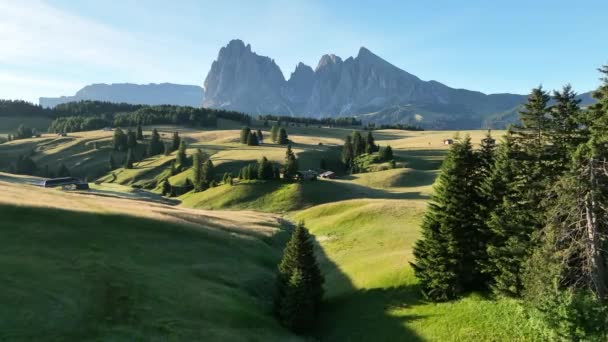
[203,40,595,129]
[39,83,204,108]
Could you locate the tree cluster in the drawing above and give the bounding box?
[258,114,362,127]
[411,68,608,339]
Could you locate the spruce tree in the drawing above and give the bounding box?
[283,145,298,180]
[247,131,259,146]
[127,129,137,149]
[411,136,482,301]
[256,129,264,144]
[201,159,215,186]
[278,128,289,145]
[162,179,172,196]
[549,85,584,168]
[352,131,365,156]
[365,131,376,154]
[147,129,164,156]
[176,140,187,168]
[275,223,324,334]
[258,156,274,180]
[172,131,181,152]
[240,127,251,144]
[378,145,394,162]
[341,136,354,170]
[136,124,144,140]
[192,149,204,192]
[113,128,127,151]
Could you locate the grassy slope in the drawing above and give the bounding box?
[0,181,299,341]
[294,200,541,341]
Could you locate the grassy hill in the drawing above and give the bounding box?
[0,179,300,341]
[0,124,542,340]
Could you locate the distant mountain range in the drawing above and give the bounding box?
[203,40,594,129]
[39,83,204,108]
[38,40,595,129]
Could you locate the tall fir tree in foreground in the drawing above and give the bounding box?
[411,136,483,301]
[275,222,324,334]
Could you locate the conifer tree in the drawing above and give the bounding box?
[247,131,259,146]
[162,179,172,196]
[240,127,251,144]
[124,148,134,169]
[147,129,164,156]
[201,159,215,186]
[365,131,377,154]
[170,160,177,176]
[136,124,144,140]
[275,222,324,334]
[283,145,298,180]
[256,129,264,143]
[378,145,394,162]
[127,129,137,149]
[549,85,584,168]
[176,140,187,168]
[113,128,127,151]
[278,128,289,145]
[192,149,204,192]
[341,136,354,170]
[352,131,366,156]
[172,131,181,152]
[411,136,482,301]
[258,156,274,180]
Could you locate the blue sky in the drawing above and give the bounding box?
[1,0,607,103]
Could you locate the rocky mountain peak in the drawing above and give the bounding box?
[316,54,343,71]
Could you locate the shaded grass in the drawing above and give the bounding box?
[0,204,299,341]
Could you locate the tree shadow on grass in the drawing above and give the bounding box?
[310,234,425,341]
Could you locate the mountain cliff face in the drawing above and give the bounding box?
[203,40,594,128]
[39,83,204,108]
[203,40,289,114]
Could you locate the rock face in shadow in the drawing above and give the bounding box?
[40,83,204,108]
[202,40,595,129]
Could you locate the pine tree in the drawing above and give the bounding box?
[275,223,324,334]
[192,149,204,192]
[136,124,144,140]
[258,156,274,180]
[378,145,394,162]
[247,131,259,146]
[127,129,137,149]
[256,129,264,144]
[283,145,298,180]
[124,148,134,169]
[170,160,177,176]
[201,159,215,186]
[162,179,172,196]
[411,136,482,301]
[113,128,127,151]
[278,128,289,145]
[176,140,187,168]
[172,131,181,152]
[549,85,584,168]
[365,131,376,154]
[240,127,251,144]
[352,131,366,156]
[341,136,354,170]
[147,129,164,156]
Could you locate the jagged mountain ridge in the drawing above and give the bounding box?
[203,39,594,128]
[40,83,204,108]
